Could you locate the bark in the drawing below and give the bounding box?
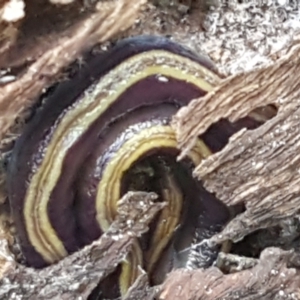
[172,40,300,244]
[159,247,300,300]
[0,191,163,299]
[123,271,156,300]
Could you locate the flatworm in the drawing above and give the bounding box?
[8,35,262,297]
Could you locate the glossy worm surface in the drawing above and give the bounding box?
[8,35,262,297]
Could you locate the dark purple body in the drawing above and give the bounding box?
[7,35,259,272]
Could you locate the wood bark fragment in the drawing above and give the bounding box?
[172,39,300,244]
[123,270,157,300]
[0,191,163,299]
[216,252,258,273]
[173,39,300,156]
[159,248,300,300]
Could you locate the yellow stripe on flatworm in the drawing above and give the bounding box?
[145,173,183,275]
[96,125,211,230]
[96,125,211,295]
[119,241,143,297]
[24,49,219,264]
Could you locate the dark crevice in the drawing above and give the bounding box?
[231,217,300,259]
[201,104,278,154]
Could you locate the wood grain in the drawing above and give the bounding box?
[0,191,163,300]
[159,248,300,300]
[172,40,300,244]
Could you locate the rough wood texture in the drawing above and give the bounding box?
[123,271,157,300]
[159,247,300,300]
[0,191,163,299]
[172,40,300,244]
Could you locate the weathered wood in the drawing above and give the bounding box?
[0,192,163,300]
[159,248,300,300]
[172,41,300,244]
[123,270,157,300]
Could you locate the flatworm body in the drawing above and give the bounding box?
[8,35,261,297]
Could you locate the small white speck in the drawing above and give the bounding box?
[111,235,119,241]
[69,282,81,291]
[1,0,25,22]
[157,75,169,82]
[277,0,287,6]
[0,75,16,84]
[126,219,133,226]
[271,269,279,275]
[254,161,264,169]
